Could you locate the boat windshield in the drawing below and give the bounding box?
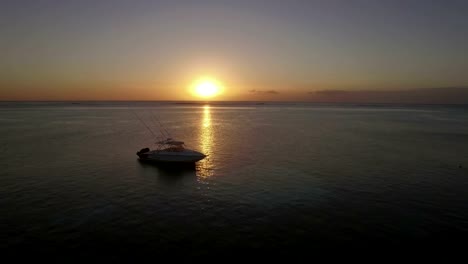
[154,138,186,151]
[161,145,185,152]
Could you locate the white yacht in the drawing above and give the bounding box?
[136,138,206,163]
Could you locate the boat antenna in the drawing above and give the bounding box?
[152,112,171,139]
[131,110,157,138]
[148,112,166,140]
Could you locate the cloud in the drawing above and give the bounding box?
[307,87,468,104]
[249,89,279,94]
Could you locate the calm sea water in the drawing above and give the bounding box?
[1,102,468,258]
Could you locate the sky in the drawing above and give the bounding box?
[1,0,468,102]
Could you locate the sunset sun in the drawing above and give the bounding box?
[192,78,222,98]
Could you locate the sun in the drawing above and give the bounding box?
[192,78,222,98]
[196,81,218,97]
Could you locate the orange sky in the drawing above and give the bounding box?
[1,1,468,102]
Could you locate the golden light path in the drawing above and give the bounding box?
[197,105,213,178]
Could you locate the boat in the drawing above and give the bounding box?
[136,138,206,163]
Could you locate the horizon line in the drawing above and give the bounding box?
[1,100,467,106]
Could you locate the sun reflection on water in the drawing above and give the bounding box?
[197,105,214,179]
[203,106,211,128]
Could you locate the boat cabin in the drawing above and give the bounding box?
[156,139,186,152]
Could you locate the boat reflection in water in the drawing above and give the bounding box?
[138,158,197,184]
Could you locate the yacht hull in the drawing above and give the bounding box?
[137,150,206,163]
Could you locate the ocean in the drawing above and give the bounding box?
[1,102,468,258]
